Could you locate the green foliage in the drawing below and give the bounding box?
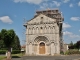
[64,49,80,55]
[69,41,74,49]
[0,50,6,54]
[76,40,80,49]
[0,56,6,60]
[74,43,77,49]
[1,29,15,48]
[0,32,2,40]
[11,50,21,54]
[12,35,21,50]
[0,29,21,60]
[0,50,21,54]
[0,29,21,50]
[0,40,6,49]
[70,41,73,46]
[60,51,64,55]
[69,40,80,49]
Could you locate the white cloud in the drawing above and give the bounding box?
[70,17,80,21]
[40,3,48,9]
[40,6,44,9]
[69,3,73,7]
[62,0,70,3]
[0,16,13,24]
[63,23,71,30]
[63,31,72,35]
[79,30,80,32]
[63,31,80,38]
[53,1,61,7]
[13,0,47,4]
[78,1,80,6]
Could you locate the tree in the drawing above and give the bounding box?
[69,41,74,49]
[74,43,77,49]
[0,40,6,50]
[12,35,21,50]
[76,40,80,50]
[0,32,21,50]
[70,41,73,46]
[1,29,15,60]
[0,32,1,39]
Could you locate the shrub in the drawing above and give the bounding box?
[60,51,64,55]
[0,50,6,54]
[0,50,21,54]
[11,50,21,54]
[64,49,80,55]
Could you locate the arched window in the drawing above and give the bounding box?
[28,28,31,34]
[49,26,51,33]
[40,27,43,29]
[32,27,35,34]
[40,27,43,33]
[36,27,39,34]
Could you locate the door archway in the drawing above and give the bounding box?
[34,36,49,54]
[39,42,45,54]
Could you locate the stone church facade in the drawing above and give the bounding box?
[24,9,64,55]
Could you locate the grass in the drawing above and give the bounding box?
[0,56,6,60]
[0,53,23,60]
[12,53,23,58]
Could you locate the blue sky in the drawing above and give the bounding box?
[0,0,80,45]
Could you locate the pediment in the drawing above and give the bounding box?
[27,14,56,24]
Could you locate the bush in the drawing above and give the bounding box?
[64,49,80,55]
[0,50,21,54]
[60,51,64,55]
[11,50,21,54]
[0,50,6,54]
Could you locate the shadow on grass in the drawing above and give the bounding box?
[12,56,21,58]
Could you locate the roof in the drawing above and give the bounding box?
[21,45,26,48]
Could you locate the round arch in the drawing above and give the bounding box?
[34,36,49,43]
[33,36,49,54]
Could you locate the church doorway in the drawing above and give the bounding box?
[39,42,45,54]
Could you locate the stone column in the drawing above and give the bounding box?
[46,44,50,55]
[54,43,57,54]
[51,43,55,55]
[29,43,32,55]
[36,44,39,55]
[25,44,28,55]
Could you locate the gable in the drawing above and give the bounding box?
[27,14,56,24]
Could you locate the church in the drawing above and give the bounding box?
[24,9,64,55]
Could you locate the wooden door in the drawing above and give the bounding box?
[39,42,45,54]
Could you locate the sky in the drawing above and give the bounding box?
[0,0,80,45]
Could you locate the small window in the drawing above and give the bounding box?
[41,17,43,19]
[40,27,43,29]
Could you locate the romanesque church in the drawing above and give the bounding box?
[24,9,64,55]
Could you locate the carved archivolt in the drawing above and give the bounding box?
[34,36,49,43]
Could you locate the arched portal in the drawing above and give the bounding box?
[39,42,45,54]
[34,36,49,43]
[34,36,49,54]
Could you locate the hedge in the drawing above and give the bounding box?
[64,49,80,55]
[0,50,21,54]
[11,50,21,54]
[0,50,6,54]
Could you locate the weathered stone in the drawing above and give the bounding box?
[24,9,64,56]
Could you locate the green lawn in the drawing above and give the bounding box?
[0,56,6,60]
[0,53,23,60]
[12,53,23,58]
